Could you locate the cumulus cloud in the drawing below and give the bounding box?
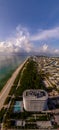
[36,43,49,54]
[31,27,59,41]
[35,43,59,55]
[0,25,33,54]
[0,25,59,55]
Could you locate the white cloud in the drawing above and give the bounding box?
[42,44,48,51]
[35,43,49,53]
[0,26,33,54]
[0,25,59,55]
[35,43,59,55]
[54,49,59,54]
[31,27,59,41]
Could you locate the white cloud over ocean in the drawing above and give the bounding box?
[0,25,59,55]
[0,26,33,54]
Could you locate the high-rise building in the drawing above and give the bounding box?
[23,89,48,112]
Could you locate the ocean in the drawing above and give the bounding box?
[0,55,27,91]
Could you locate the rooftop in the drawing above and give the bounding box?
[23,89,48,100]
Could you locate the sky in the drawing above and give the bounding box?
[0,0,59,55]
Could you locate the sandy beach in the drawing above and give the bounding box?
[0,57,28,110]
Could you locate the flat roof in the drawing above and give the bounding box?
[23,89,48,100]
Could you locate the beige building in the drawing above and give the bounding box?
[23,89,48,112]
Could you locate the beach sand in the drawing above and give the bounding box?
[0,58,28,110]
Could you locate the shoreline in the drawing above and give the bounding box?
[0,57,28,110]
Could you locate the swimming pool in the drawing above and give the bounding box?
[13,101,22,112]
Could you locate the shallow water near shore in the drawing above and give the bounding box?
[0,55,27,91]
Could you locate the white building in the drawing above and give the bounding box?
[23,89,48,112]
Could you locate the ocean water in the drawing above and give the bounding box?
[0,55,27,91]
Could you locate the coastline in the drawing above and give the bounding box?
[0,55,27,92]
[0,57,28,110]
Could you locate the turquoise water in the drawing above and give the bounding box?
[0,55,27,91]
[14,101,22,112]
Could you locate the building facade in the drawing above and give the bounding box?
[23,89,48,112]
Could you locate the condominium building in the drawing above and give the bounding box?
[23,89,48,112]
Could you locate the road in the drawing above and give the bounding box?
[0,58,28,110]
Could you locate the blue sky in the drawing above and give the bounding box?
[0,0,59,55]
